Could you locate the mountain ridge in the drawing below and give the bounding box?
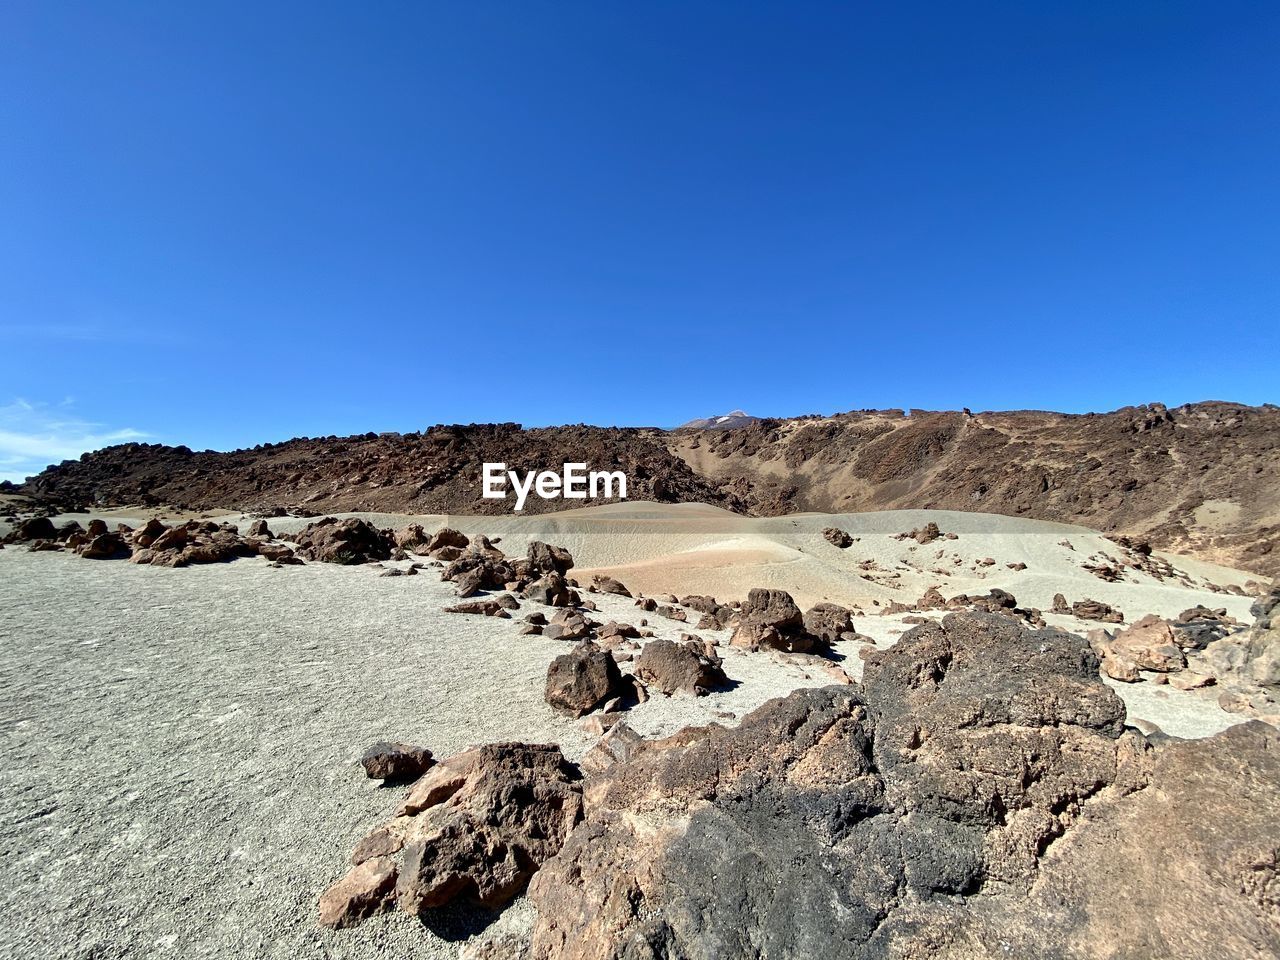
[12,401,1279,577]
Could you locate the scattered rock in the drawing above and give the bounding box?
[290,517,392,565]
[730,588,822,653]
[545,641,623,717]
[590,575,631,597]
[444,600,511,618]
[361,742,434,782]
[822,527,853,548]
[635,638,728,696]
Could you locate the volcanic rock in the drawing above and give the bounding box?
[528,541,574,575]
[79,533,130,559]
[545,641,623,717]
[290,517,391,565]
[802,603,855,644]
[1105,615,1187,672]
[635,638,727,696]
[318,856,397,929]
[524,572,579,608]
[1071,598,1125,623]
[361,742,434,782]
[523,613,1280,960]
[590,575,631,597]
[730,588,822,653]
[12,516,56,541]
[822,526,853,548]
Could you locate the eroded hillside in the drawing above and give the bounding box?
[13,402,1280,576]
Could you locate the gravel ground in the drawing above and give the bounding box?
[0,547,829,960]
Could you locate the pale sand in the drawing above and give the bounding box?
[0,503,1266,958]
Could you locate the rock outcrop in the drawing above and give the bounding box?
[524,612,1278,959]
[320,743,583,926]
[288,517,391,564]
[1192,586,1280,722]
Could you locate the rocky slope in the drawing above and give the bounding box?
[322,610,1280,959]
[13,402,1280,576]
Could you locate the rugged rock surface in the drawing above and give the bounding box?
[528,541,574,575]
[822,526,853,548]
[544,642,623,717]
[1192,586,1280,722]
[287,517,391,564]
[320,743,583,926]
[1095,614,1188,674]
[634,638,727,696]
[589,575,631,597]
[523,572,579,608]
[521,612,1279,960]
[802,602,856,643]
[729,588,823,653]
[17,403,1280,576]
[361,742,434,782]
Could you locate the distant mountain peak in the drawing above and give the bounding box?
[679,409,759,430]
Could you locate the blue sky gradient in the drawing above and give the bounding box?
[2,2,1277,480]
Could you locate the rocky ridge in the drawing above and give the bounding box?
[10,401,1280,576]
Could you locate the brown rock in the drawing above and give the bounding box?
[545,641,623,717]
[318,856,397,929]
[635,638,728,696]
[822,526,853,548]
[361,742,434,782]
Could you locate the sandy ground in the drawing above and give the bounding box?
[0,503,1266,959]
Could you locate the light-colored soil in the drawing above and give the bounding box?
[0,503,1265,958]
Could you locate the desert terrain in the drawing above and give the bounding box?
[1,501,1275,959]
[12,402,1280,578]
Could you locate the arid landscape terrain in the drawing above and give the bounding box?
[13,402,1279,578]
[8,2,1278,957]
[2,463,1278,958]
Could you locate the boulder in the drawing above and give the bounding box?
[361,742,434,782]
[1106,615,1187,672]
[392,523,428,550]
[247,519,273,539]
[322,743,582,922]
[1191,587,1280,718]
[590,575,632,597]
[523,572,579,608]
[318,856,397,929]
[635,639,727,696]
[12,516,56,541]
[131,518,167,547]
[802,603,855,644]
[528,541,574,575]
[393,744,582,911]
[822,526,853,548]
[290,517,392,565]
[1072,598,1125,623]
[79,533,130,559]
[730,588,821,653]
[545,641,623,717]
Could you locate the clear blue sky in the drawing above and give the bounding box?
[1,2,1277,480]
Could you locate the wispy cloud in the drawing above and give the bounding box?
[0,399,148,485]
